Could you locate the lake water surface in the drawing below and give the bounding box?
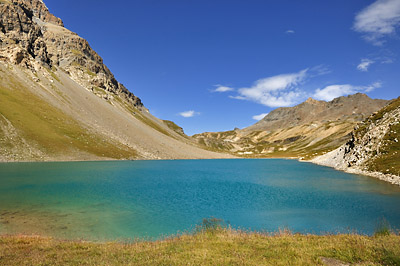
[0,159,399,240]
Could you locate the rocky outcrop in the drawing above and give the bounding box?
[163,120,187,136]
[312,97,400,185]
[0,0,50,66]
[0,0,142,108]
[12,0,63,26]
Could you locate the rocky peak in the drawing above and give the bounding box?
[304,97,320,104]
[245,93,388,132]
[11,0,63,26]
[0,0,143,108]
[330,93,368,104]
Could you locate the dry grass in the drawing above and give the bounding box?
[0,229,399,265]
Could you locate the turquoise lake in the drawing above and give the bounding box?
[0,159,400,241]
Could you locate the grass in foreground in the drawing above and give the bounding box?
[1,228,399,265]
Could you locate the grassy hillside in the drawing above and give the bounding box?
[352,97,400,176]
[1,229,399,265]
[366,98,400,176]
[0,67,137,161]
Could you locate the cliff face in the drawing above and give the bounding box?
[0,0,231,161]
[312,97,400,185]
[194,94,389,159]
[0,0,142,108]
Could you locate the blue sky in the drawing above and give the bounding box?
[45,0,400,135]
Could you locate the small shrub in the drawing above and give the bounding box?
[374,218,391,236]
[195,217,226,234]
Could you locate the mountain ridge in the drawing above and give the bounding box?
[245,93,388,132]
[194,93,389,159]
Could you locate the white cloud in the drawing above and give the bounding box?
[252,113,269,121]
[233,69,308,107]
[357,58,374,71]
[179,110,200,118]
[286,30,295,34]
[313,82,382,101]
[310,65,332,76]
[367,81,382,91]
[353,0,400,45]
[213,85,234,92]
[381,58,394,63]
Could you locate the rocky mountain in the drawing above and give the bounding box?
[0,0,141,107]
[312,97,400,185]
[246,93,387,132]
[194,94,388,159]
[0,0,231,161]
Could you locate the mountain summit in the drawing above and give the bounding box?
[246,93,387,132]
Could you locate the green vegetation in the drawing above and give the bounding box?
[132,110,173,138]
[354,97,400,138]
[45,66,61,83]
[368,121,400,176]
[375,218,392,237]
[86,69,97,77]
[162,120,187,137]
[49,83,71,104]
[1,229,399,265]
[194,120,357,160]
[359,97,400,176]
[0,71,137,160]
[115,99,177,140]
[70,49,83,56]
[93,86,106,95]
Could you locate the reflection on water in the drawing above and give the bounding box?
[0,159,399,241]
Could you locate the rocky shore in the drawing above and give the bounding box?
[311,97,400,186]
[310,150,400,186]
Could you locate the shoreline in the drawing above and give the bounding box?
[308,156,400,187]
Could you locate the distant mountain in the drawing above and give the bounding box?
[194,94,389,159]
[312,97,400,185]
[0,0,230,161]
[246,93,387,132]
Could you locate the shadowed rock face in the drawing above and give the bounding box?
[0,0,142,108]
